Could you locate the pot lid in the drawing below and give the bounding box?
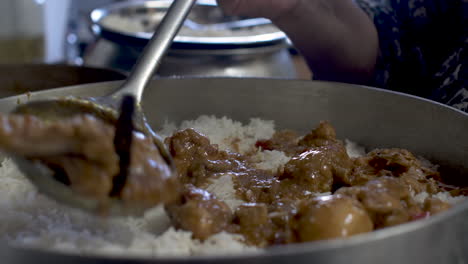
[90,0,288,49]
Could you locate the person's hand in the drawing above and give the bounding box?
[216,0,301,21]
[216,0,379,84]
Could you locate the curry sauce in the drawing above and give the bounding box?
[165,122,454,247]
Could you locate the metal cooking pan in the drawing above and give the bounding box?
[0,64,126,98]
[0,78,467,263]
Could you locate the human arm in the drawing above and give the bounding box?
[217,0,465,97]
[217,0,379,84]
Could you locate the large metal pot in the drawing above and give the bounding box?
[86,0,297,78]
[0,64,126,98]
[0,78,467,263]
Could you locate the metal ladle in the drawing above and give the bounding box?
[8,0,197,216]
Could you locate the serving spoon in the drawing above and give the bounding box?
[7,0,197,216]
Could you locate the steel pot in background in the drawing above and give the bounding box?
[86,0,298,78]
[83,38,297,78]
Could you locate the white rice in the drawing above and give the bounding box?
[413,190,465,205]
[0,158,258,257]
[0,115,275,257]
[159,115,276,154]
[344,139,367,158]
[0,115,464,257]
[250,150,291,172]
[205,174,244,211]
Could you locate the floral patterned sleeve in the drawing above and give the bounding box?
[355,0,467,111]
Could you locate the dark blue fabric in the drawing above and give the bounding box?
[356,0,467,111]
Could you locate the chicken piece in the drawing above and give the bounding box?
[298,121,339,148]
[255,121,339,156]
[234,203,275,247]
[236,138,353,203]
[266,199,299,245]
[165,185,233,240]
[399,167,440,194]
[347,148,440,191]
[359,148,426,178]
[294,195,373,242]
[120,131,180,207]
[247,122,353,199]
[0,114,178,207]
[167,129,283,204]
[281,142,353,193]
[41,156,115,199]
[336,177,424,228]
[166,128,249,187]
[0,114,117,167]
[255,130,301,155]
[236,144,352,204]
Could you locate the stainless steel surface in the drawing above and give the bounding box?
[86,0,296,79]
[158,46,297,78]
[0,64,126,98]
[115,0,196,101]
[0,78,467,263]
[84,38,297,78]
[90,0,286,47]
[5,0,196,216]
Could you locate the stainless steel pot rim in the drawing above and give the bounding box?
[1,78,467,261]
[8,199,468,262]
[90,0,288,48]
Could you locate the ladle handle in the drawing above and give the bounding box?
[113,0,196,102]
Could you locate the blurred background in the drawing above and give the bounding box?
[0,0,311,82]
